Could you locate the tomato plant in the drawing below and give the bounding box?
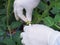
[0,0,60,45]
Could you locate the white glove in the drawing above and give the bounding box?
[14,0,40,22]
[20,24,60,45]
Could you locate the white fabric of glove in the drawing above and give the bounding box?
[14,0,40,22]
[20,24,60,45]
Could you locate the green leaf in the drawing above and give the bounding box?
[54,14,60,27]
[3,38,16,45]
[51,7,60,14]
[0,9,6,15]
[0,29,5,36]
[38,1,48,11]
[10,21,22,29]
[0,42,6,45]
[55,2,60,9]
[32,11,42,24]
[43,16,54,26]
[13,31,22,45]
[54,14,60,23]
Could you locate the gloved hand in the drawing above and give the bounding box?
[14,0,40,22]
[20,24,60,45]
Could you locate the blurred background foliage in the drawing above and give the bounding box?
[0,0,60,45]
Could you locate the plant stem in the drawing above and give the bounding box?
[6,0,12,39]
[41,4,53,18]
[54,24,60,30]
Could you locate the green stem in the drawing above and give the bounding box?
[54,24,60,30]
[8,26,12,39]
[6,0,12,39]
[41,4,52,18]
